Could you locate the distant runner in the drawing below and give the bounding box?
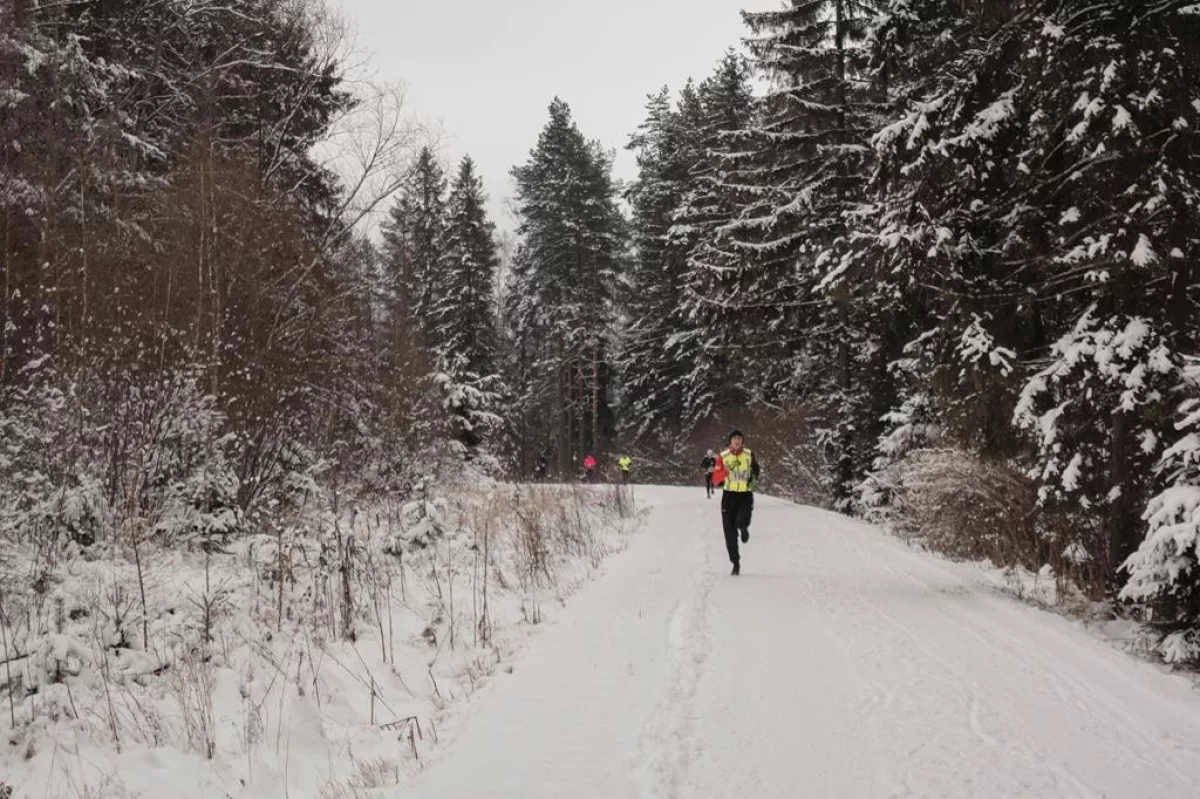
[617,455,633,483]
[701,450,717,498]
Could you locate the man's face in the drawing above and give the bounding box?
[730,435,744,451]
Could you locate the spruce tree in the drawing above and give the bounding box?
[621,82,707,446]
[432,156,500,375]
[1120,383,1200,663]
[1009,0,1200,576]
[510,98,626,472]
[379,195,418,328]
[500,241,548,470]
[672,53,759,425]
[864,0,1024,458]
[720,0,884,502]
[429,156,504,452]
[863,0,1200,589]
[380,147,448,345]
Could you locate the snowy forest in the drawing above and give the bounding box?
[3,0,1200,795]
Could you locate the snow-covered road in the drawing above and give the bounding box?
[403,487,1200,799]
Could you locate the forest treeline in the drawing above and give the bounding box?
[3,0,1199,661]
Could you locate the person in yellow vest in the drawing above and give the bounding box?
[711,429,761,575]
[617,455,633,483]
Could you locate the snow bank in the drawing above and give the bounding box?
[0,482,639,799]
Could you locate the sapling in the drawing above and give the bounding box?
[0,590,16,728]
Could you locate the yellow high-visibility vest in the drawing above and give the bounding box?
[720,448,754,492]
[618,456,632,471]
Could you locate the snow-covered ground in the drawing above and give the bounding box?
[7,484,1200,798]
[403,486,1200,799]
[0,484,640,799]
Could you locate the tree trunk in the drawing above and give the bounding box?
[556,340,570,474]
[575,369,586,462]
[835,293,853,503]
[2,206,10,383]
[1106,409,1137,591]
[831,0,854,504]
[591,343,599,456]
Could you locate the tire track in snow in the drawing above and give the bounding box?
[833,514,1186,794]
[865,528,1176,757]
[832,521,1095,797]
[634,511,716,799]
[398,491,1200,798]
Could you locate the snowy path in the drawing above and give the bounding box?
[403,487,1200,799]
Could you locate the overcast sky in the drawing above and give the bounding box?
[334,0,755,233]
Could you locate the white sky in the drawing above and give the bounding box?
[334,0,755,233]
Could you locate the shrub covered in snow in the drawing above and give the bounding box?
[434,354,506,458]
[0,475,637,798]
[0,361,242,551]
[859,391,941,519]
[877,448,1043,568]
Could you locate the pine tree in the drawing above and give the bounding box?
[510,98,626,472]
[1,9,130,373]
[2,0,357,388]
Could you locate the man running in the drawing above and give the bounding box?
[617,455,633,483]
[711,429,761,575]
[700,450,717,498]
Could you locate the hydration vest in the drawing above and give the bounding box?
[715,448,754,493]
